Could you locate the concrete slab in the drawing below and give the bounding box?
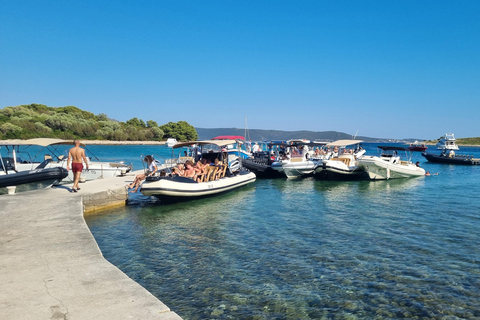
[0,172,182,320]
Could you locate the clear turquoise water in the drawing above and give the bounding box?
[85,144,480,320]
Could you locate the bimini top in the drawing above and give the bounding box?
[212,135,245,140]
[0,138,85,147]
[326,139,363,147]
[378,146,409,151]
[173,139,238,149]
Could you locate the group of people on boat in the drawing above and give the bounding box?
[171,159,220,181]
[171,158,226,182]
[127,155,229,193]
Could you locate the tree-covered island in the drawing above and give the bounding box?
[0,104,198,142]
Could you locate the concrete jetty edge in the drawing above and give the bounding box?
[0,171,183,320]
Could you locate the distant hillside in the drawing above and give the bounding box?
[195,127,389,142]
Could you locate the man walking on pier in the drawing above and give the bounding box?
[67,139,89,192]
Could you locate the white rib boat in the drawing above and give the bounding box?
[314,140,366,180]
[358,146,425,180]
[140,139,256,201]
[271,140,328,178]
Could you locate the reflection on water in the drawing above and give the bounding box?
[86,154,480,320]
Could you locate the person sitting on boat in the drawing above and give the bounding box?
[213,158,226,180]
[172,163,185,176]
[193,161,207,182]
[126,155,157,193]
[448,150,455,158]
[183,160,198,180]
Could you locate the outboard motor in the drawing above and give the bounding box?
[229,157,241,173]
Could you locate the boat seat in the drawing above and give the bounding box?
[204,166,216,182]
[44,154,52,161]
[290,157,304,162]
[36,159,52,169]
[217,164,228,179]
[209,167,219,181]
[338,158,351,166]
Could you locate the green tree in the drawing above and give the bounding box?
[146,120,158,128]
[126,117,146,128]
[159,121,198,141]
[0,123,23,138]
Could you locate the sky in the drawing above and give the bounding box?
[1,1,479,140]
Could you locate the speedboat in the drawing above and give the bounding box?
[0,151,68,194]
[436,133,459,150]
[314,140,367,180]
[0,138,133,183]
[166,138,178,147]
[242,140,288,178]
[407,141,428,152]
[140,139,256,201]
[422,150,480,165]
[271,140,328,178]
[358,146,425,180]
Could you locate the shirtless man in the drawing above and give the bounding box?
[67,139,89,192]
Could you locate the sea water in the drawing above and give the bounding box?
[85,144,480,320]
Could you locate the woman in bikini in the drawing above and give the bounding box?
[127,155,157,193]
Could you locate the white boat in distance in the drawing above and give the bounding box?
[436,133,459,150]
[358,146,425,180]
[140,139,256,201]
[0,138,133,183]
[166,138,178,147]
[314,140,366,180]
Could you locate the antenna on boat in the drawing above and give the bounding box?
[353,130,358,139]
[245,116,250,141]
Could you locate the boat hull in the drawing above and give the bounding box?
[242,158,285,178]
[358,156,425,180]
[422,153,480,165]
[140,171,256,201]
[274,159,317,178]
[314,162,367,180]
[0,167,68,193]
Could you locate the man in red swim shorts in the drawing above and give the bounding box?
[67,139,89,192]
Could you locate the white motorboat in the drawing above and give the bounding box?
[271,139,328,178]
[166,138,178,147]
[140,139,256,201]
[358,146,425,180]
[0,138,133,183]
[314,140,367,180]
[436,133,459,150]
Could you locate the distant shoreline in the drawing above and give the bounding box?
[80,140,166,145]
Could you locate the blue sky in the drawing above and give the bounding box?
[1,1,479,140]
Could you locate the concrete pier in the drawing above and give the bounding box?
[0,171,182,320]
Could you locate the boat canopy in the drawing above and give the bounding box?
[173,139,238,149]
[212,135,245,140]
[0,138,84,147]
[327,139,363,147]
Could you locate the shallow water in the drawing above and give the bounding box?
[85,144,480,319]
